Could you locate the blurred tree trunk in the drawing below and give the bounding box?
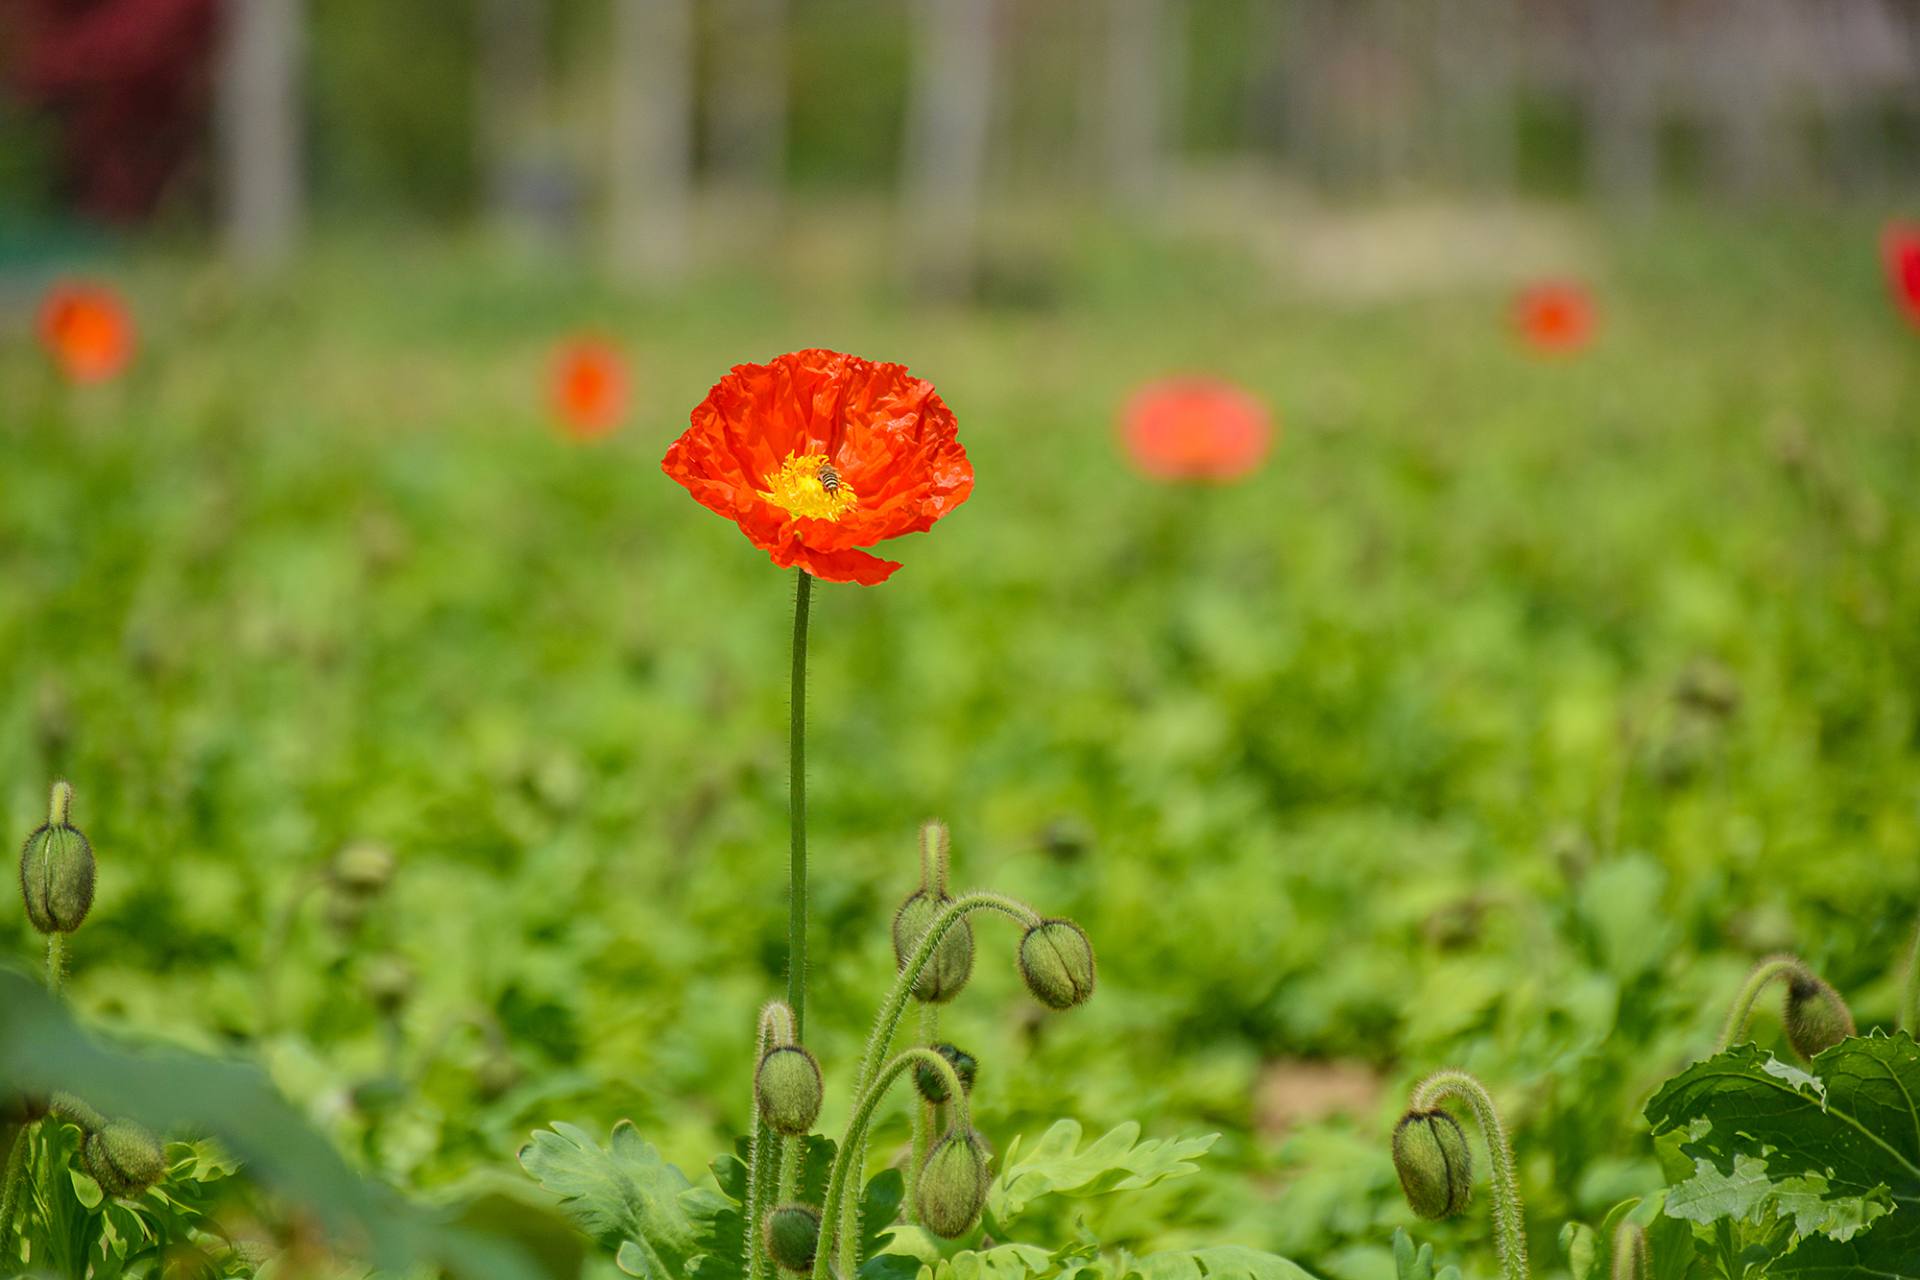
[708,0,789,203]
[1585,0,1659,211]
[902,0,995,298]
[1103,0,1166,210]
[608,0,694,284]
[218,0,303,273]
[476,0,554,236]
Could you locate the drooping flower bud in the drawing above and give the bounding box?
[1392,1109,1473,1220]
[1784,970,1855,1061]
[915,1128,991,1238]
[754,1044,824,1136]
[82,1119,167,1198]
[18,780,95,935]
[914,1042,977,1105]
[362,954,415,1015]
[762,1203,822,1273]
[892,889,974,1003]
[50,1092,105,1133]
[1017,919,1096,1010]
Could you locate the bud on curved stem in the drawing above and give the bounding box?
[763,1203,822,1273]
[82,1118,167,1198]
[1719,954,1854,1061]
[1610,1221,1648,1280]
[1017,919,1096,1010]
[812,1047,970,1280]
[1404,1070,1529,1280]
[915,1126,991,1238]
[19,779,95,947]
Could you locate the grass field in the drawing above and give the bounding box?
[4,207,1919,1278]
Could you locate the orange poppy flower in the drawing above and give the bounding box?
[550,339,629,440]
[1120,377,1273,483]
[1513,281,1596,355]
[37,281,135,383]
[1882,222,1920,331]
[662,349,973,585]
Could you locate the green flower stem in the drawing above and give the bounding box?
[1902,922,1920,1035]
[905,1005,940,1224]
[1611,1220,1648,1280]
[1718,955,1805,1050]
[1410,1070,1529,1280]
[45,934,65,994]
[777,1133,802,1201]
[788,569,812,1040]
[0,1122,28,1241]
[745,1005,791,1280]
[837,890,1040,1264]
[813,1048,970,1280]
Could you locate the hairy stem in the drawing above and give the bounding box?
[744,1008,784,1280]
[0,1122,28,1242]
[813,1049,969,1280]
[788,569,812,1040]
[905,1004,940,1224]
[1718,955,1805,1051]
[1611,1220,1648,1280]
[45,934,65,994]
[1410,1070,1529,1280]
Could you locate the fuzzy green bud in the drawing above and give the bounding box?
[1784,971,1855,1061]
[19,780,95,935]
[893,889,975,1004]
[754,1045,824,1136]
[363,955,415,1015]
[50,1092,105,1133]
[1017,918,1096,1010]
[1392,1109,1473,1220]
[331,841,395,897]
[915,1128,991,1238]
[762,1203,821,1273]
[82,1119,167,1198]
[476,1051,521,1100]
[1611,1221,1648,1280]
[914,1042,977,1105]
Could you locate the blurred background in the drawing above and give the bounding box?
[3,4,1920,1279]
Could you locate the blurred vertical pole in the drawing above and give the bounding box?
[709,0,790,206]
[1431,0,1517,194]
[1703,0,1787,201]
[218,0,304,274]
[902,0,995,298]
[1104,0,1165,210]
[477,0,550,234]
[609,0,694,285]
[1586,0,1659,212]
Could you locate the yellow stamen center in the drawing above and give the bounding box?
[759,452,859,521]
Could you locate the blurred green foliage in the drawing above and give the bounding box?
[0,211,1917,1277]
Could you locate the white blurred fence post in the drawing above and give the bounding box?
[903,0,996,297]
[1104,0,1166,210]
[218,0,304,273]
[609,0,694,284]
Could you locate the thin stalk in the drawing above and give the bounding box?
[1410,1070,1528,1280]
[0,1122,28,1242]
[1611,1220,1648,1280]
[45,935,65,994]
[905,1004,939,1224]
[788,569,812,1039]
[813,1048,969,1280]
[745,1003,794,1280]
[1718,955,1804,1051]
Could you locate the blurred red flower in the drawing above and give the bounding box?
[550,339,629,440]
[1121,378,1273,483]
[662,349,973,585]
[37,281,135,383]
[1881,222,1920,330]
[1513,281,1596,355]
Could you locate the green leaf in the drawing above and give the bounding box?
[517,1121,703,1280]
[1645,1033,1920,1273]
[1122,1246,1318,1280]
[1559,1221,1598,1280]
[984,1120,1217,1224]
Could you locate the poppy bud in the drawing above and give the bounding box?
[1784,971,1855,1061]
[476,1051,521,1100]
[914,1042,977,1105]
[1017,919,1096,1010]
[762,1203,822,1273]
[50,1092,105,1133]
[19,780,95,935]
[331,841,395,897]
[915,1128,991,1238]
[82,1119,167,1198]
[1392,1109,1473,1220]
[363,955,415,1015]
[754,1044,824,1136]
[892,889,975,1004]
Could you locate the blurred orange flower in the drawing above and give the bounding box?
[1121,378,1273,483]
[1882,222,1920,330]
[662,349,973,585]
[38,281,134,383]
[550,339,630,440]
[1513,281,1596,355]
